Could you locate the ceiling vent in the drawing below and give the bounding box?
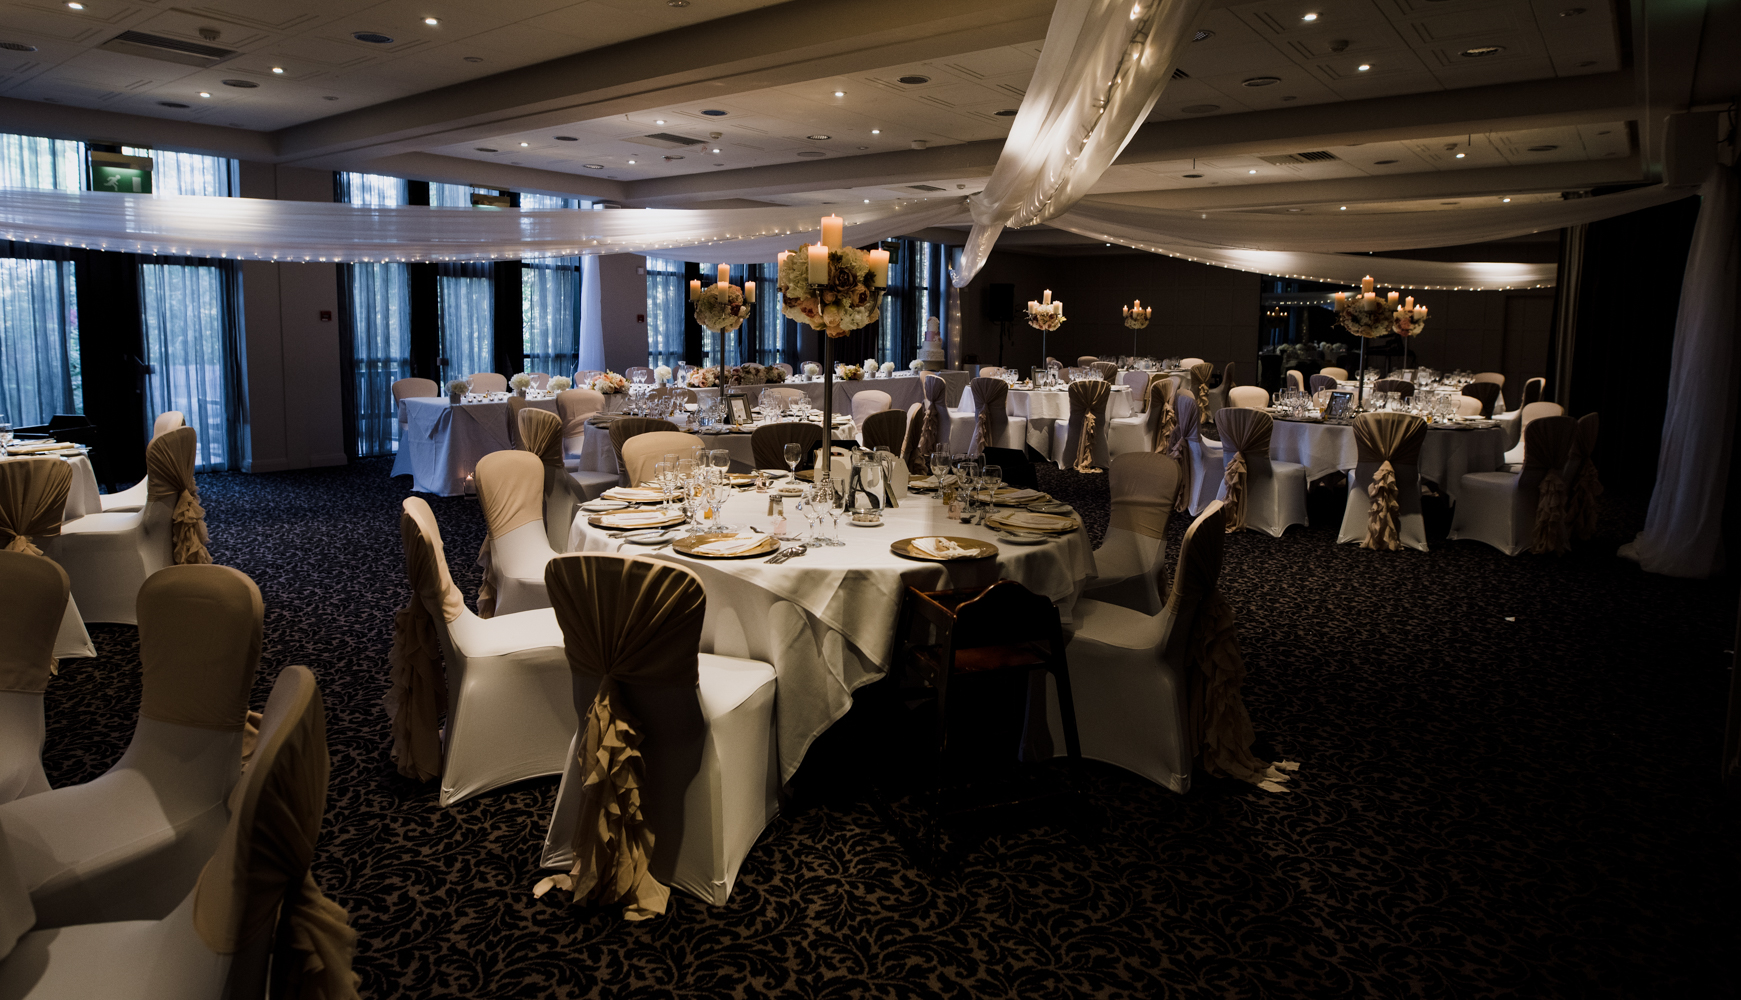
[907,183,946,191]
[1258,150,1339,165]
[624,132,705,148]
[1171,68,1189,80]
[100,30,235,68]
[0,41,39,52]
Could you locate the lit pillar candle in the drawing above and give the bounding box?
[1043,289,1052,305]
[868,248,890,286]
[1133,298,1141,309]
[1404,295,1414,310]
[689,279,701,301]
[1361,275,1374,294]
[1123,305,1130,317]
[1052,300,1063,315]
[1414,305,1427,320]
[1387,290,1400,306]
[777,250,789,266]
[744,280,755,303]
[1334,292,1347,309]
[820,214,843,250]
[717,263,730,286]
[807,244,829,283]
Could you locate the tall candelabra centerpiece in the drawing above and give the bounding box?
[1026,289,1066,365]
[690,264,755,334]
[1333,275,1428,410]
[775,215,890,466]
[1123,298,1151,355]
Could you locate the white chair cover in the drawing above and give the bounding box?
[848,389,891,430]
[1179,395,1224,516]
[536,555,778,919]
[555,388,616,499]
[1084,452,1179,615]
[607,418,679,488]
[621,431,706,489]
[1213,408,1308,536]
[1286,370,1306,392]
[1319,366,1349,382]
[474,450,558,618]
[1454,395,1485,416]
[392,498,578,804]
[1179,357,1205,370]
[101,411,188,511]
[0,565,260,929]
[0,551,69,805]
[1337,412,1429,552]
[468,372,507,393]
[1448,416,1578,556]
[1108,371,1158,457]
[519,408,590,553]
[1046,503,1298,794]
[1228,385,1269,409]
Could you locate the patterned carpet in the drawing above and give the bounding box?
[39,458,1737,999]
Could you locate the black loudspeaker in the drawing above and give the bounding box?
[987,283,1015,322]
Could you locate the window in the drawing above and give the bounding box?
[751,262,788,366]
[438,262,493,384]
[139,261,239,470]
[876,240,947,370]
[337,173,411,458]
[0,133,83,191]
[645,257,686,369]
[122,146,237,196]
[519,193,593,379]
[1,134,85,429]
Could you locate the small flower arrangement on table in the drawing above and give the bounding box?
[686,366,718,388]
[547,375,572,392]
[446,379,470,402]
[802,362,821,378]
[838,365,863,381]
[654,365,672,384]
[510,372,533,394]
[590,371,628,394]
[764,365,787,383]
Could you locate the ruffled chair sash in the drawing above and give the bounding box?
[1169,392,1199,513]
[1365,462,1400,550]
[968,377,1007,455]
[1531,470,1569,555]
[1189,362,1214,432]
[1186,592,1299,792]
[914,374,945,461]
[537,554,706,921]
[146,427,212,565]
[1353,413,1427,551]
[1214,408,1271,533]
[1151,378,1178,455]
[0,457,71,557]
[1521,416,1577,556]
[387,500,461,783]
[1068,379,1110,474]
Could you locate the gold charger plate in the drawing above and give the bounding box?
[985,511,1080,534]
[588,511,687,530]
[889,536,999,562]
[672,532,780,559]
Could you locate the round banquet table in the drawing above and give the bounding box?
[567,486,1096,782]
[694,372,938,413]
[1267,418,1506,502]
[572,414,856,478]
[396,395,560,496]
[963,384,1134,460]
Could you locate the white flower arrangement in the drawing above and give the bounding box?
[764,365,787,383]
[654,365,672,383]
[694,283,750,333]
[590,371,628,394]
[547,375,572,392]
[909,360,923,371]
[880,362,895,374]
[1122,313,1151,330]
[862,358,877,371]
[510,372,533,391]
[686,366,718,388]
[777,244,884,338]
[446,379,470,396]
[802,362,821,377]
[838,365,864,381]
[1026,302,1065,332]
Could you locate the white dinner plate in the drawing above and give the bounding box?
[992,530,1049,545]
[580,500,629,511]
[620,529,680,544]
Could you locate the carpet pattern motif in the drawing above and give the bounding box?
[38,458,1735,998]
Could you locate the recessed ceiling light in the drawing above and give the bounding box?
[1242,77,1281,87]
[1374,159,1398,164]
[1183,173,1203,178]
[666,0,690,6]
[424,17,439,25]
[1502,197,1511,202]
[221,79,257,88]
[863,199,870,203]
[1339,206,1347,210]
[322,95,339,101]
[833,90,845,97]
[1181,104,1220,114]
[807,134,831,140]
[654,119,665,125]
[1192,29,1213,41]
[1596,130,1611,135]
[994,109,1018,116]
[700,109,727,116]
[582,164,603,169]
[1577,59,1597,67]
[714,163,724,166]
[1460,45,1505,57]
[0,42,39,52]
[519,142,529,147]
[65,2,83,8]
[463,56,483,63]
[1442,201,1459,205]
[871,129,881,134]
[1357,63,1371,71]
[1527,144,1558,152]
[1301,12,1318,20]
[1248,169,1257,174]
[627,159,636,164]
[662,154,683,161]
[555,136,576,141]
[199,91,211,98]
[271,66,284,74]
[1287,207,1303,212]
[857,146,868,150]
[352,31,394,44]
[897,75,929,85]
[1455,152,1466,158]
[158,101,189,108]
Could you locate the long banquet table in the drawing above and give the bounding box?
[396,395,560,496]
[1267,418,1506,502]
[568,486,1096,781]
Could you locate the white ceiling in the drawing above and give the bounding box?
[0,0,789,131]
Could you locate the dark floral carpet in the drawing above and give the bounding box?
[39,457,1738,999]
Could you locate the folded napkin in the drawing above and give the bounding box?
[693,532,767,556]
[607,488,667,501]
[5,441,77,454]
[912,536,978,559]
[600,510,675,527]
[986,488,1044,502]
[991,511,1076,531]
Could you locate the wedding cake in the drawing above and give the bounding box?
[918,316,945,370]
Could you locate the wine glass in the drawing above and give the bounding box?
[982,464,1002,502]
[929,450,951,489]
[784,441,803,478]
[709,449,731,477]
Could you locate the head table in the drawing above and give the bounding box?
[567,484,1095,782]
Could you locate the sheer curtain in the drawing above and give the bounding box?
[0,133,83,190]
[439,262,494,383]
[0,257,79,426]
[1621,164,1738,578]
[122,146,236,197]
[338,172,411,457]
[645,257,685,369]
[752,262,786,366]
[519,193,593,379]
[139,261,239,470]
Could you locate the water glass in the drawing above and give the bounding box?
[785,441,804,476]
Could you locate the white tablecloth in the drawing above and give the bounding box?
[568,487,1095,781]
[1267,420,1506,502]
[1,452,100,520]
[965,385,1134,460]
[697,373,935,414]
[396,396,559,496]
[576,415,853,479]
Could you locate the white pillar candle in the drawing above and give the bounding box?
[807,244,829,283]
[744,280,755,303]
[867,248,890,286]
[1361,275,1374,294]
[688,279,701,301]
[717,263,730,286]
[820,215,843,249]
[1043,288,1052,305]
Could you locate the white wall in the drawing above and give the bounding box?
[237,162,345,472]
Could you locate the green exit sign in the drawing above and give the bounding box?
[89,151,153,194]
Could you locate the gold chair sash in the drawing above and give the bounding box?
[1068,379,1110,474]
[387,499,459,782]
[1214,408,1272,533]
[1364,461,1401,551]
[1522,416,1577,556]
[1532,470,1569,555]
[1169,392,1198,512]
[1353,413,1427,551]
[1174,504,1299,793]
[1189,362,1214,431]
[968,377,1008,455]
[0,457,70,556]
[537,554,706,921]
[914,373,945,461]
[193,665,360,1000]
[0,551,69,692]
[145,427,212,565]
[1151,378,1177,455]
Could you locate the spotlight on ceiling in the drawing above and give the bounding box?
[65,2,84,8]
[654,119,665,125]
[711,147,720,152]
[1248,169,1257,174]
[807,134,831,140]
[1301,12,1318,20]
[833,90,845,97]
[424,17,439,26]
[871,129,881,134]
[1502,197,1511,202]
[272,66,284,74]
[199,91,211,98]
[1339,206,1347,210]
[582,164,603,169]
[520,142,529,146]
[1455,152,1466,158]
[1357,63,1371,71]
